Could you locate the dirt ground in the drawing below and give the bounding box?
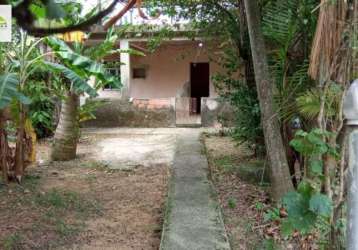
[0,131,170,250]
[204,134,270,250]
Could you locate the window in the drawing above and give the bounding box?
[104,62,121,89]
[132,67,146,79]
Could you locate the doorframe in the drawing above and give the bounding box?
[189,62,210,114]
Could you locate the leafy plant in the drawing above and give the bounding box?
[79,100,106,123]
[45,37,120,97]
[25,80,55,138]
[228,198,237,209]
[0,73,31,109]
[296,83,343,121]
[280,181,332,237]
[267,129,337,240]
[215,76,263,154]
[290,128,338,178]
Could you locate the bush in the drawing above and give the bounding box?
[215,75,264,155]
[26,81,56,138]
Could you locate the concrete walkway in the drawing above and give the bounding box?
[160,130,231,250]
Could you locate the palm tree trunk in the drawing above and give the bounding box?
[243,0,294,201]
[51,91,79,161]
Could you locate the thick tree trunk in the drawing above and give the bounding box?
[243,0,294,201]
[51,92,79,161]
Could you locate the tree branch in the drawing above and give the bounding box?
[6,0,125,36]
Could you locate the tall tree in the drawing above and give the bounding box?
[243,0,294,201]
[46,35,120,161]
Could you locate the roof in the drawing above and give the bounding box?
[88,24,198,41]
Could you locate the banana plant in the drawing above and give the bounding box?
[45,34,120,161]
[0,30,48,182]
[0,73,30,109]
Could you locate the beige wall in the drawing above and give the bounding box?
[129,42,222,99]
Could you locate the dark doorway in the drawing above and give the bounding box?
[190,62,210,114]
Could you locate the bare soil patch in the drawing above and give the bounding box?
[0,135,169,250]
[204,134,271,250]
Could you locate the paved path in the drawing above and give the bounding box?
[160,130,231,250]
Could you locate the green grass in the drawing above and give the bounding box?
[228,197,237,209]
[54,218,82,238]
[214,156,237,173]
[1,186,102,249]
[81,160,123,174]
[2,233,23,250]
[35,189,102,217]
[35,189,80,209]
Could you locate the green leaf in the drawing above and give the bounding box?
[281,220,294,237]
[309,194,332,217]
[309,160,323,175]
[297,181,314,200]
[46,0,66,19]
[295,129,307,137]
[30,4,46,19]
[0,73,31,109]
[291,212,317,235]
[282,191,308,218]
[45,37,121,90]
[307,132,324,146]
[44,62,97,97]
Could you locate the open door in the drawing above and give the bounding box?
[190,63,210,114]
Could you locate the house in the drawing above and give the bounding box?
[83,27,234,128]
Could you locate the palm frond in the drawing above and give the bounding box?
[262,0,299,46]
[44,62,97,97]
[296,89,321,120]
[46,36,121,91]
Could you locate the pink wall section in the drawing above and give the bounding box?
[129,42,222,99]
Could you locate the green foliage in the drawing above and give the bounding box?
[85,29,120,60]
[280,181,332,237]
[262,128,337,241]
[25,80,55,138]
[35,189,100,215]
[0,73,31,109]
[216,75,263,153]
[2,233,22,250]
[214,155,235,173]
[296,83,343,121]
[261,239,278,250]
[230,83,263,153]
[79,100,106,123]
[264,208,281,222]
[28,0,91,28]
[45,61,98,97]
[262,0,317,124]
[45,36,121,97]
[271,128,336,239]
[290,129,333,156]
[228,198,237,209]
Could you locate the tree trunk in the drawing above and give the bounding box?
[0,110,8,184]
[51,91,79,161]
[14,104,25,182]
[243,0,294,201]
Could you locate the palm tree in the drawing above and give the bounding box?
[45,34,120,161]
